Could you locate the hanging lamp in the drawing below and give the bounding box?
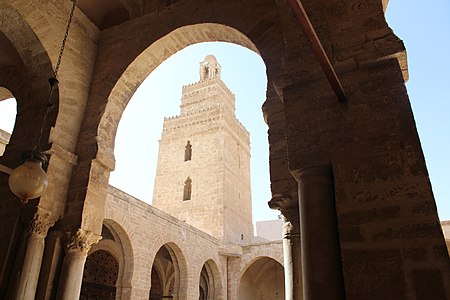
[8,0,77,203]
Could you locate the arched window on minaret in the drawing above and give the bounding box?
[183,177,192,201]
[184,141,192,161]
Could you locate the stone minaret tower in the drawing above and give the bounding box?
[152,55,253,245]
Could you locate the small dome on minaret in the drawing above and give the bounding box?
[199,55,221,81]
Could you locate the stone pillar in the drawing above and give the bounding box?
[56,228,101,300]
[295,165,345,300]
[35,230,64,300]
[269,195,303,300]
[14,207,55,300]
[281,212,302,300]
[282,218,294,300]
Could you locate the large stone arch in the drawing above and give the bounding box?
[0,5,63,297]
[1,1,448,299]
[67,0,287,236]
[0,2,85,222]
[0,3,57,164]
[99,23,260,168]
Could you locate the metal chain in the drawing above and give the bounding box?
[54,0,77,78]
[34,0,77,152]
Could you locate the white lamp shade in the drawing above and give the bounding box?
[8,160,48,203]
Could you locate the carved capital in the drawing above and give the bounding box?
[22,207,56,239]
[269,194,300,218]
[268,194,294,211]
[64,228,102,255]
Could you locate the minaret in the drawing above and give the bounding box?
[152,55,253,245]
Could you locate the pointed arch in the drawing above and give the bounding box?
[149,243,188,299]
[199,259,222,300]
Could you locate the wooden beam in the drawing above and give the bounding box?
[0,164,12,175]
[286,0,347,102]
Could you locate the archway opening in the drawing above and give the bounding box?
[198,259,221,300]
[238,257,284,300]
[80,249,119,300]
[149,244,185,299]
[109,41,279,228]
[91,220,134,300]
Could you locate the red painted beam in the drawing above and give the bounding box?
[286,0,347,102]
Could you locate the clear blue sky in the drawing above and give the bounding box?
[1,1,449,223]
[386,0,450,221]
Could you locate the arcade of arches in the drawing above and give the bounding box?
[0,0,449,299]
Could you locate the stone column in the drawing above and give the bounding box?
[281,212,302,300]
[14,207,55,300]
[35,230,64,300]
[282,217,294,300]
[295,165,345,300]
[269,195,303,300]
[56,228,101,300]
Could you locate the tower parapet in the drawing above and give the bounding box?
[180,55,236,115]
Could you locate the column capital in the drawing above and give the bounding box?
[269,194,297,211]
[64,228,102,255]
[21,206,57,239]
[291,164,332,183]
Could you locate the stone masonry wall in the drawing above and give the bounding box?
[105,186,283,299]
